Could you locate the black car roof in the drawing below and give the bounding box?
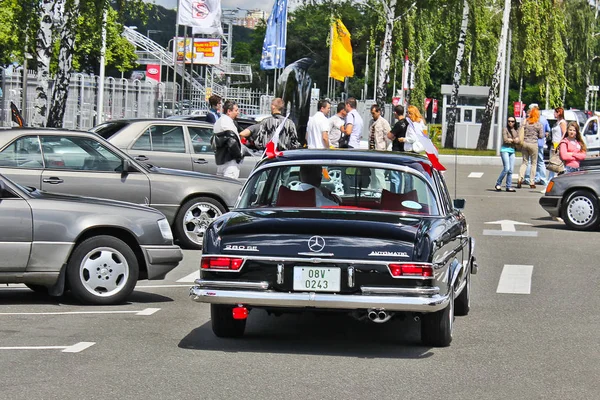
[257,149,433,167]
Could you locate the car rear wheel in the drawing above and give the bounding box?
[174,197,226,250]
[421,290,454,347]
[211,304,246,338]
[454,271,470,316]
[66,236,138,305]
[562,189,599,230]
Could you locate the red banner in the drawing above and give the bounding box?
[392,97,401,106]
[432,99,438,117]
[514,102,526,118]
[424,98,432,112]
[146,64,161,83]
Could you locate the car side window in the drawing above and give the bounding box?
[188,126,214,153]
[40,136,123,172]
[0,136,44,168]
[132,125,186,153]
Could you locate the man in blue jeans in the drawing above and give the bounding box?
[524,104,550,185]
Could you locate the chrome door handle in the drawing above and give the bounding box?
[194,158,208,164]
[43,177,64,184]
[135,155,149,161]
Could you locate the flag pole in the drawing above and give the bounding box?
[174,0,180,112]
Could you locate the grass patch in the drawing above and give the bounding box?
[429,124,496,156]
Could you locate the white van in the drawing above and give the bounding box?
[582,115,600,157]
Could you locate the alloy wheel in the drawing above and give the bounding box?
[183,201,223,245]
[80,247,129,297]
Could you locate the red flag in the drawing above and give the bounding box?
[262,114,289,159]
[10,102,24,127]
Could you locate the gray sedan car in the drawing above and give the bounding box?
[0,173,182,304]
[90,119,261,178]
[0,128,243,249]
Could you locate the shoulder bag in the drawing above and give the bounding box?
[547,146,565,173]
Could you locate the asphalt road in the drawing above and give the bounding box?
[1,164,599,400]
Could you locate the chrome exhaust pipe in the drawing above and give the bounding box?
[378,311,387,320]
[368,310,378,321]
[414,316,420,322]
[367,308,393,323]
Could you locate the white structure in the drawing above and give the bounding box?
[440,85,499,150]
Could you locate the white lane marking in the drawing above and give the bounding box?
[176,271,200,283]
[497,265,533,294]
[135,308,160,316]
[468,172,484,178]
[0,342,95,353]
[136,284,192,288]
[483,230,538,237]
[0,308,160,316]
[485,219,532,232]
[62,342,96,353]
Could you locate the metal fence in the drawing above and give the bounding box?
[0,67,275,129]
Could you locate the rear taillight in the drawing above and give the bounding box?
[388,263,433,277]
[201,257,244,271]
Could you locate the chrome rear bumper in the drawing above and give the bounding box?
[190,280,449,313]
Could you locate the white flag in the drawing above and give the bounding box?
[178,0,223,35]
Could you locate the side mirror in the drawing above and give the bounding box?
[122,159,136,173]
[453,198,466,210]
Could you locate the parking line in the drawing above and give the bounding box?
[0,342,95,353]
[468,172,484,178]
[0,308,161,316]
[496,265,533,294]
[176,271,200,283]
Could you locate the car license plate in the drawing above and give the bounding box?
[293,267,340,292]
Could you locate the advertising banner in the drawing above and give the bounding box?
[175,37,222,65]
[392,97,401,106]
[514,101,526,118]
[146,64,161,82]
[424,98,432,112]
[432,99,438,118]
[178,0,223,35]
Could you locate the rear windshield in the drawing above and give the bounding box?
[238,163,440,215]
[90,122,129,140]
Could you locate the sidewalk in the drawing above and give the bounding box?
[439,154,502,166]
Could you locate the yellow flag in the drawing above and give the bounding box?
[329,20,354,82]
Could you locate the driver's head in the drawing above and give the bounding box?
[299,165,323,187]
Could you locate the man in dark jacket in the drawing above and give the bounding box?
[212,100,243,178]
[254,98,300,150]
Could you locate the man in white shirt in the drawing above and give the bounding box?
[306,100,331,149]
[212,100,242,178]
[295,165,338,207]
[345,97,363,149]
[328,102,347,148]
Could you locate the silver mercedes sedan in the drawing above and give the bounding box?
[0,128,243,249]
[0,173,183,304]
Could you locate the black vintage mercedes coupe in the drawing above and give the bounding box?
[190,150,477,347]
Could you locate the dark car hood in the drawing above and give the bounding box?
[148,166,242,185]
[205,209,437,261]
[31,190,162,215]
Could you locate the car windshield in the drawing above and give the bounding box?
[90,121,130,140]
[238,163,440,215]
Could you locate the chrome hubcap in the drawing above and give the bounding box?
[567,196,594,225]
[80,247,129,297]
[183,202,222,245]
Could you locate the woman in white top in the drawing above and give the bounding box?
[405,105,427,152]
[547,107,568,181]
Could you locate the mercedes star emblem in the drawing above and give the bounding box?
[307,236,325,252]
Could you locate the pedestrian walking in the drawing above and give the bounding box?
[205,95,222,124]
[404,105,426,153]
[255,97,300,150]
[523,104,550,186]
[547,107,567,181]
[328,102,347,148]
[212,100,243,179]
[306,99,331,149]
[559,121,586,173]
[344,97,363,149]
[494,117,520,192]
[517,107,544,189]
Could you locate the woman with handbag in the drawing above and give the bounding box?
[547,107,568,181]
[495,117,520,192]
[517,108,544,188]
[559,122,587,172]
